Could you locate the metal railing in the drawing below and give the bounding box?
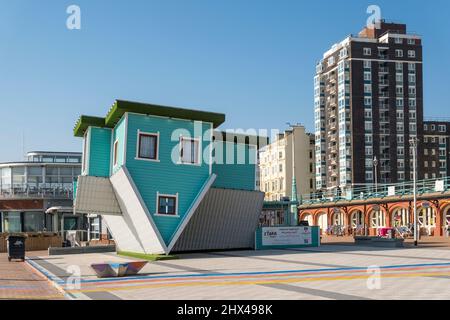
[0,184,73,199]
[300,177,450,205]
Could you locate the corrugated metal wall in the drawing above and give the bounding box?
[172,188,264,252]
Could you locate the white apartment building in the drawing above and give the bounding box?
[259,125,315,201]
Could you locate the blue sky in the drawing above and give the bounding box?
[0,0,449,162]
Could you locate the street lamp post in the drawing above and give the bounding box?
[287,123,299,226]
[373,156,378,195]
[410,137,419,247]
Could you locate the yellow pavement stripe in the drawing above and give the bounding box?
[67,271,450,294]
[76,265,450,288]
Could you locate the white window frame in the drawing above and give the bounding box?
[178,136,201,166]
[135,130,160,162]
[155,192,179,217]
[113,139,119,168]
[363,48,372,56]
[82,130,89,174]
[395,49,404,58]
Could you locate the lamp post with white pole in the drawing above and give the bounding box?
[373,156,378,196]
[287,123,299,226]
[410,137,419,247]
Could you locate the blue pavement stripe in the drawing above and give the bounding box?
[25,257,76,300]
[75,261,450,284]
[25,258,65,285]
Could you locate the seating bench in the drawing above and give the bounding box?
[91,261,148,278]
[354,236,404,248]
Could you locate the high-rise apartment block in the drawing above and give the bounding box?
[314,20,423,191]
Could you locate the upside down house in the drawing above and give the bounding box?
[73,100,267,254]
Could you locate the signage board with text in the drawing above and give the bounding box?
[262,227,312,246]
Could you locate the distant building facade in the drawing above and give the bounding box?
[0,151,84,235]
[422,121,450,179]
[259,125,315,201]
[314,20,423,191]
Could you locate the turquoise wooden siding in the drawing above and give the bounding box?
[125,113,212,244]
[112,116,127,174]
[212,141,256,191]
[87,127,112,177]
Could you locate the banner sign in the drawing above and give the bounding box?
[435,180,445,192]
[262,227,312,246]
[388,186,396,196]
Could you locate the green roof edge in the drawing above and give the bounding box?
[74,100,227,137]
[73,116,106,137]
[105,100,226,128]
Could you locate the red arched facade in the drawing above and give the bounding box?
[298,197,450,237]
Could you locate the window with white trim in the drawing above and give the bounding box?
[82,131,88,173]
[408,50,416,58]
[157,194,178,215]
[395,49,403,58]
[180,137,200,165]
[363,48,371,56]
[328,56,335,67]
[137,132,158,161]
[113,140,119,167]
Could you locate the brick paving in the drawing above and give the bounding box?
[0,252,64,300]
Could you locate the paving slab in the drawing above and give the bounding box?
[25,244,450,300]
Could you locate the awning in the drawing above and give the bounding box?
[45,206,74,214]
[74,175,122,216]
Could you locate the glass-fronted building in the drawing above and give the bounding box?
[0,151,82,234]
